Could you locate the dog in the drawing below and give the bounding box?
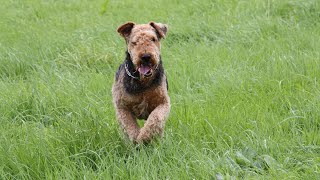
[112,22,170,144]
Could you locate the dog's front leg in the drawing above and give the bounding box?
[116,108,140,142]
[136,103,170,143]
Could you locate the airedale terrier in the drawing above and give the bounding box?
[112,22,170,144]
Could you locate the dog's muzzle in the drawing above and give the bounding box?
[138,53,155,77]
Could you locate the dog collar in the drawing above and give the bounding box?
[125,63,139,79]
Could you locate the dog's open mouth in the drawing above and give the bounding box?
[138,65,152,77]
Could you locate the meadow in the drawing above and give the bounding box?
[0,0,319,179]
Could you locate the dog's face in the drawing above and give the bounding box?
[117,22,168,78]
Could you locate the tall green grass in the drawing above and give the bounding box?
[0,0,319,179]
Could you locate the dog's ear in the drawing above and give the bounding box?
[149,22,168,39]
[117,22,135,40]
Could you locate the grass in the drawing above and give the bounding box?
[0,0,320,179]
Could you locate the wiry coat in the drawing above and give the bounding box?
[112,22,170,143]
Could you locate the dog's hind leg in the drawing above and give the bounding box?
[136,103,170,143]
[116,108,140,142]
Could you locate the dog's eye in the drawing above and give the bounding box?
[151,37,156,42]
[131,42,137,46]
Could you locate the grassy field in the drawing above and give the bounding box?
[1,0,320,179]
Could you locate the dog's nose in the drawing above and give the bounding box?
[141,54,151,62]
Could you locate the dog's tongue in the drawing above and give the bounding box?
[138,65,151,75]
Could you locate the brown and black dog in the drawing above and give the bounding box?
[112,22,170,144]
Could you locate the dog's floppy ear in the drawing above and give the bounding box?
[149,22,168,39]
[117,22,135,40]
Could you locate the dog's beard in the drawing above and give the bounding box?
[132,60,159,79]
[129,52,160,79]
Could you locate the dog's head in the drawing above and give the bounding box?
[117,22,168,79]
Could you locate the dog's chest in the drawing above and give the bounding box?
[131,98,150,120]
[123,92,160,120]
